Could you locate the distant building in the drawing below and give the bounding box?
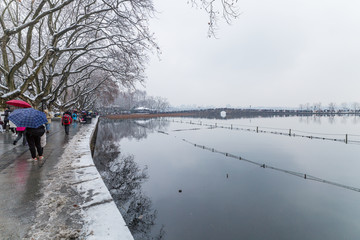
[132,107,156,114]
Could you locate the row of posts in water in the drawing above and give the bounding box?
[172,131,360,193]
[170,119,355,144]
[153,120,360,192]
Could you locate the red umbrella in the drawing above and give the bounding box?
[6,100,32,108]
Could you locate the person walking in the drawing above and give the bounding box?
[13,126,27,146]
[44,109,52,133]
[25,125,45,161]
[9,119,17,135]
[1,106,11,131]
[62,111,73,135]
[72,111,78,122]
[0,115,3,132]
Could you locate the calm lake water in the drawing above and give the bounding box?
[93,115,360,240]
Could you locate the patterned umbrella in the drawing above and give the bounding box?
[8,108,47,128]
[6,100,32,108]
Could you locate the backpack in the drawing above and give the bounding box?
[63,114,70,124]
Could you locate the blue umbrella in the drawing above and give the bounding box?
[9,108,47,128]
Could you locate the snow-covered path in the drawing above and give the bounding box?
[27,118,133,239]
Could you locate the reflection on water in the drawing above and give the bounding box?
[297,114,360,125]
[94,115,360,240]
[93,118,168,239]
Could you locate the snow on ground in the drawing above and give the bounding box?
[27,118,133,239]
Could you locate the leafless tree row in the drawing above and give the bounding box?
[299,102,360,112]
[0,0,239,110]
[113,89,170,112]
[0,0,157,110]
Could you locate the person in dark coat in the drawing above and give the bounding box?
[1,106,11,131]
[25,125,45,160]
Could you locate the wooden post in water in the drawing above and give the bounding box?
[256,126,258,133]
[289,129,292,136]
[345,134,348,144]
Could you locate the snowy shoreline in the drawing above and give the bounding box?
[26,118,133,239]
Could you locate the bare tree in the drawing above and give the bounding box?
[0,0,157,109]
[313,102,322,112]
[328,102,336,112]
[1,0,240,109]
[150,96,170,111]
[113,89,170,111]
[351,102,359,113]
[190,0,240,37]
[341,102,348,112]
[298,104,304,111]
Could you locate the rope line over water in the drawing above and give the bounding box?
[168,119,360,145]
[155,129,360,193]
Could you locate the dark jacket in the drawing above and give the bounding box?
[26,125,45,137]
[1,109,11,121]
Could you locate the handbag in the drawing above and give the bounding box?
[41,132,46,148]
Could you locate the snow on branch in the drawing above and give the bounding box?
[0,87,21,99]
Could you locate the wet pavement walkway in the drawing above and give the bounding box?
[0,119,82,239]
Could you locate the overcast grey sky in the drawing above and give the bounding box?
[142,0,360,108]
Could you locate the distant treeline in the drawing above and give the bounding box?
[103,108,359,120]
[168,108,359,120]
